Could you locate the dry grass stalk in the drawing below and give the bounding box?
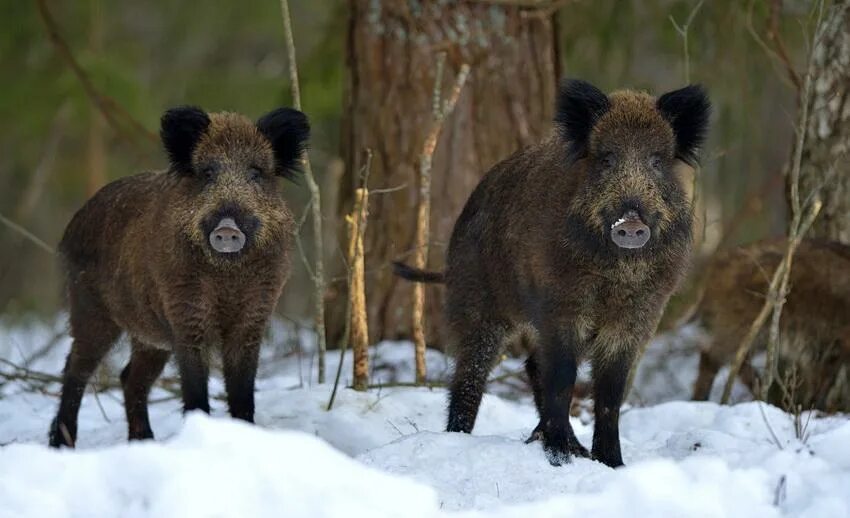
[411,54,470,384]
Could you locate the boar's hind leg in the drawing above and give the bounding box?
[121,339,170,440]
[537,326,589,466]
[222,338,261,423]
[590,351,634,468]
[49,295,121,448]
[446,323,507,433]
[523,350,545,443]
[692,350,720,401]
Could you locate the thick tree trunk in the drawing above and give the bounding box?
[795,2,850,245]
[333,0,559,346]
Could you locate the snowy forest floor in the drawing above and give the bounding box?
[0,318,848,517]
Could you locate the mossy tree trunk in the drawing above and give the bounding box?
[332,0,559,346]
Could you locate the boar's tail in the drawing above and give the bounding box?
[392,261,445,283]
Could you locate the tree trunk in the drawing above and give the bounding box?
[795,1,850,245]
[334,0,559,346]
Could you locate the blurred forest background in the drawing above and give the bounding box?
[0,0,818,340]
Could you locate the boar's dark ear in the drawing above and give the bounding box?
[256,108,310,181]
[554,79,611,158]
[160,106,210,174]
[657,85,711,166]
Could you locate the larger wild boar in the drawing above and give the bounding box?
[692,239,850,411]
[395,79,710,467]
[49,106,309,447]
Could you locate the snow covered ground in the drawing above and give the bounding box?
[1,319,848,517]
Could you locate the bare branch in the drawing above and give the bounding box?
[0,213,55,255]
[35,0,157,147]
[412,56,471,385]
[279,0,328,383]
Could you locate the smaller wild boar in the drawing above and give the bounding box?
[691,239,850,411]
[395,79,710,467]
[49,106,309,447]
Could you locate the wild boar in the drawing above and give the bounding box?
[49,106,309,447]
[692,238,850,411]
[395,79,710,467]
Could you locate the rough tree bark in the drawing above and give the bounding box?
[334,0,559,346]
[795,1,850,245]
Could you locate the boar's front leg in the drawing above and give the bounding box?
[590,347,635,468]
[537,324,590,466]
[221,330,262,423]
[166,288,211,415]
[174,342,210,414]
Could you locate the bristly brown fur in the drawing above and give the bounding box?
[692,239,850,412]
[396,79,710,468]
[49,106,309,447]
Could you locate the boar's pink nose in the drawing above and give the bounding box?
[209,217,246,253]
[611,211,650,249]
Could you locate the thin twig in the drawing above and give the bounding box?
[369,184,408,195]
[767,0,803,93]
[0,213,55,255]
[279,0,328,384]
[758,401,784,449]
[669,0,705,83]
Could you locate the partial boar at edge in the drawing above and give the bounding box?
[49,106,310,448]
[692,239,850,412]
[395,79,711,468]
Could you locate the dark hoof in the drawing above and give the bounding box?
[592,450,625,468]
[128,427,155,441]
[48,418,75,448]
[534,423,590,466]
[544,438,590,466]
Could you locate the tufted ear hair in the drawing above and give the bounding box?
[554,79,611,158]
[256,108,310,181]
[160,106,210,174]
[657,85,711,166]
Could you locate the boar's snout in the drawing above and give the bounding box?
[610,210,650,249]
[209,217,246,253]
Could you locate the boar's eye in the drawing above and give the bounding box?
[600,154,616,170]
[200,165,216,182]
[248,165,263,181]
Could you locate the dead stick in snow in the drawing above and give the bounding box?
[349,187,370,391]
[327,151,372,410]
